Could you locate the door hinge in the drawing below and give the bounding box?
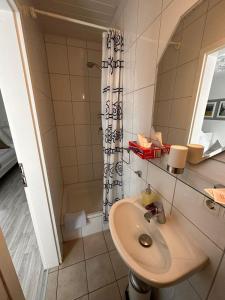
[19,163,28,187]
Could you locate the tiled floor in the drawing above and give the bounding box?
[45,230,129,300]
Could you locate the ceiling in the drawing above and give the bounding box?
[24,0,120,41]
[35,0,120,27]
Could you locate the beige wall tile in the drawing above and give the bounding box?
[89,78,101,101]
[87,41,102,50]
[167,127,188,144]
[202,0,225,47]
[90,102,101,125]
[93,162,103,180]
[46,43,69,74]
[59,147,77,167]
[67,38,86,48]
[155,100,172,127]
[53,101,73,125]
[68,47,87,76]
[62,166,79,185]
[158,68,177,100]
[178,15,205,65]
[182,0,208,28]
[70,76,89,101]
[75,125,92,145]
[77,145,92,164]
[87,50,102,77]
[92,145,103,163]
[208,254,225,300]
[78,164,94,182]
[169,97,193,129]
[73,102,91,124]
[50,74,71,101]
[57,125,75,147]
[45,34,66,45]
[173,59,198,98]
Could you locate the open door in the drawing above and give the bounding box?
[0,0,61,268]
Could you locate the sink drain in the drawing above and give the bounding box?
[138,234,152,248]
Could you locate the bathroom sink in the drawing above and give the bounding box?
[109,198,208,288]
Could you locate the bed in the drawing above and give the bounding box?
[0,126,17,178]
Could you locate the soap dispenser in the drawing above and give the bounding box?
[141,184,159,208]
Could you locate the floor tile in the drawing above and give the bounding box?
[83,232,107,259]
[86,253,115,292]
[103,230,115,251]
[109,250,129,279]
[117,276,128,300]
[45,271,58,300]
[57,261,88,300]
[89,282,121,300]
[60,239,84,269]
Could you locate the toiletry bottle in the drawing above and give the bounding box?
[141,184,159,208]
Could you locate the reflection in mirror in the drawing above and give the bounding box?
[190,47,225,158]
[153,0,225,164]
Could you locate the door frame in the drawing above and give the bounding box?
[0,229,25,300]
[0,0,61,268]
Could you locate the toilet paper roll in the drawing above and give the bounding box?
[167,145,188,169]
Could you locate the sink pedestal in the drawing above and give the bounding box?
[127,271,152,300]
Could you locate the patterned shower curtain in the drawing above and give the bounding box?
[101,30,124,221]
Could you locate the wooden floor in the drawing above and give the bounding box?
[0,165,47,300]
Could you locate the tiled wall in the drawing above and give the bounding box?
[44,34,103,185]
[18,7,64,248]
[154,0,225,149]
[112,0,225,299]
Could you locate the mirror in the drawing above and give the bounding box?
[153,0,225,163]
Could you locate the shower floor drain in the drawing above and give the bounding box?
[138,234,152,248]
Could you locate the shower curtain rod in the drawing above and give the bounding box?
[29,7,110,31]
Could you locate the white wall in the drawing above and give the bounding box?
[112,0,225,299]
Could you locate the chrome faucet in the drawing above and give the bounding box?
[144,201,166,224]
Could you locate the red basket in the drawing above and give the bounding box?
[128,141,171,160]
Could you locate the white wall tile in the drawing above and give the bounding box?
[123,0,139,50]
[135,17,160,89]
[124,43,136,95]
[137,0,162,36]
[123,93,133,133]
[147,162,176,203]
[133,86,154,136]
[171,208,223,300]
[173,180,225,250]
[208,254,225,300]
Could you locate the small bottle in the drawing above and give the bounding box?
[141,184,159,208]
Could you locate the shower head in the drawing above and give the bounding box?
[87,61,102,70]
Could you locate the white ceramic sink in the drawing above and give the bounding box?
[109,198,208,288]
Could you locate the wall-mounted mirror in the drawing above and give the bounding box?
[153,0,225,164]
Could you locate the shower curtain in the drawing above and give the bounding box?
[101,30,124,221]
